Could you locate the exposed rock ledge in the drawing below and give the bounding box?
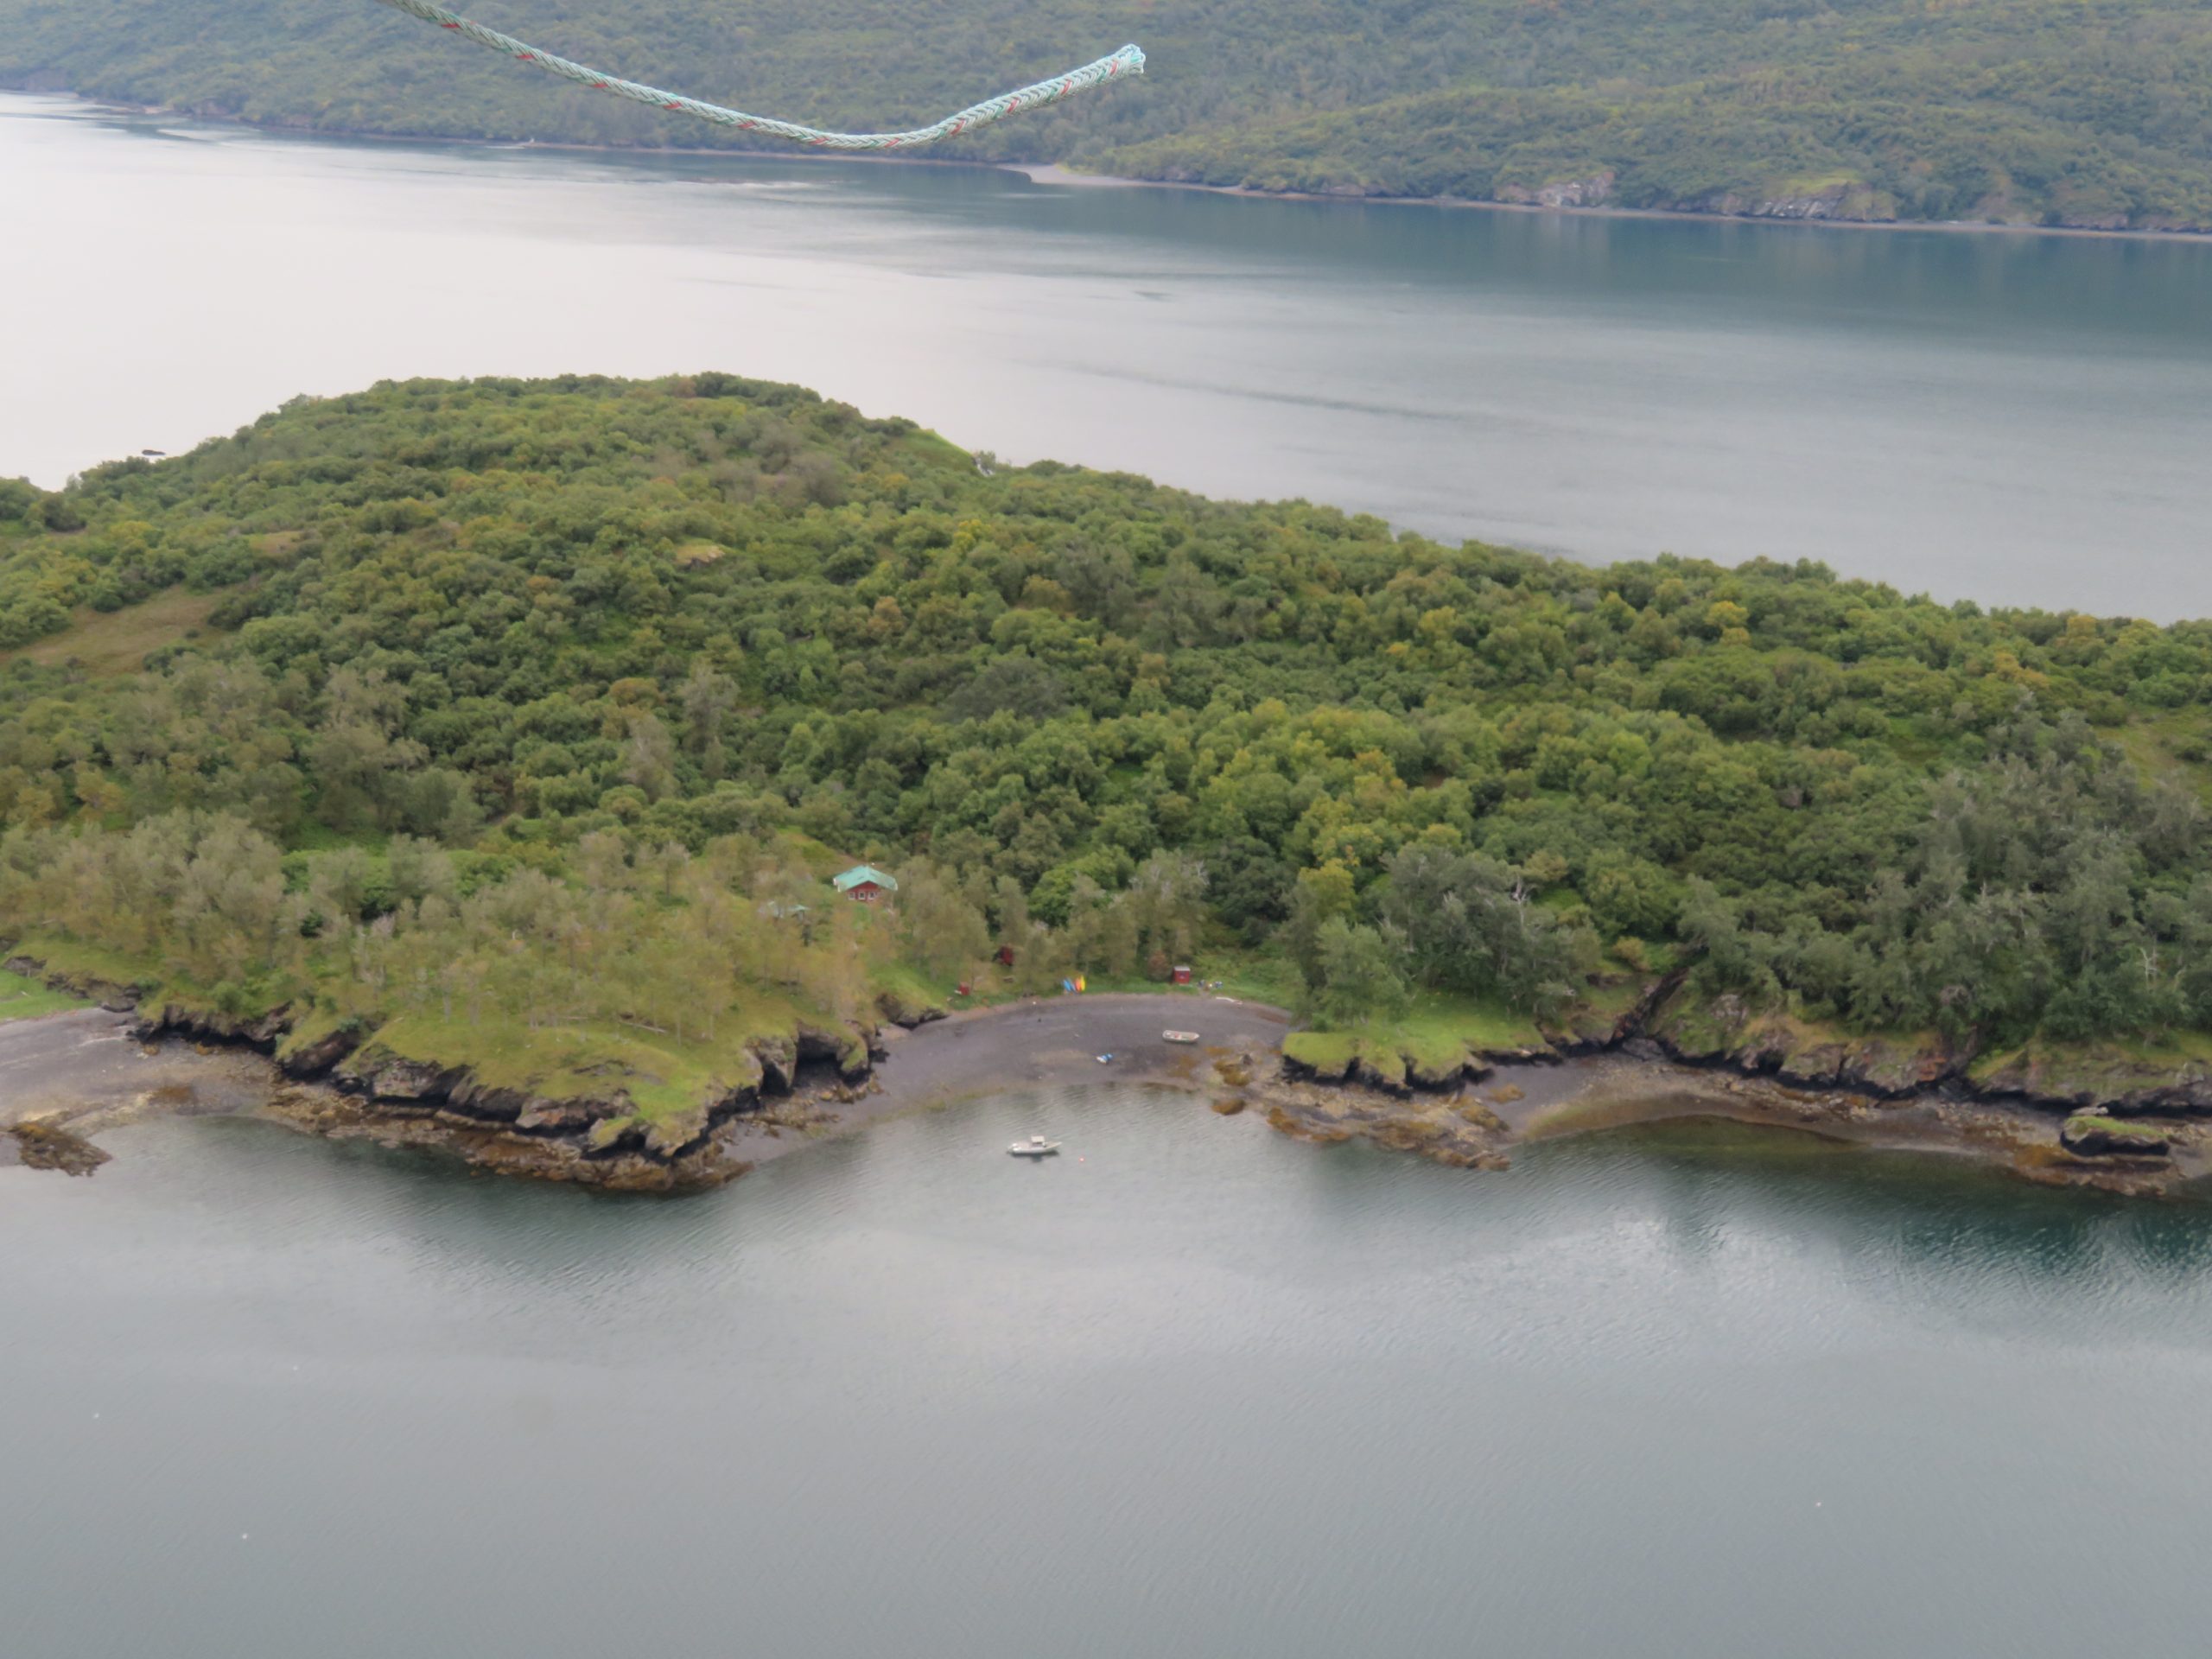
[3,951,891,1192]
[16,941,2212,1193]
[3,1119,112,1176]
[285,1018,879,1192]
[1276,975,2212,1188]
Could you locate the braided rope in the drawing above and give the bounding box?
[370,0,1143,150]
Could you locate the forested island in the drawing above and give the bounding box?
[3,0,2209,232]
[5,374,2212,1185]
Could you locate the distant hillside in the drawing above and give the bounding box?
[3,0,2209,228]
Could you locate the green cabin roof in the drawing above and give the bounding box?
[833,864,899,893]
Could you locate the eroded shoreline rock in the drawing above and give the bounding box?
[5,1120,112,1177]
[12,944,2212,1198]
[2059,1114,2171,1159]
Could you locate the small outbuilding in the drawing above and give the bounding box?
[1171,964,1192,986]
[833,864,899,903]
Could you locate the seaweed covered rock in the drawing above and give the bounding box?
[6,1120,111,1176]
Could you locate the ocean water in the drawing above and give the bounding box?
[7,1091,2212,1658]
[5,92,2210,615]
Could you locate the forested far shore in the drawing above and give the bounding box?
[3,0,2209,232]
[6,373,2212,1126]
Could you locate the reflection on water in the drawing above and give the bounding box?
[8,1091,2212,1658]
[1535,1119,2212,1312]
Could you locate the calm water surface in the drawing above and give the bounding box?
[8,1090,2212,1657]
[5,93,2211,614]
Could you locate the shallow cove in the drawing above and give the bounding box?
[10,1091,2212,1657]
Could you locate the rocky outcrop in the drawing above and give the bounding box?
[2060,1114,2171,1159]
[5,1119,112,1176]
[875,988,948,1029]
[1971,1050,2212,1116]
[1408,1048,1486,1090]
[130,1000,289,1049]
[793,1023,872,1080]
[277,1022,364,1079]
[1686,183,1892,222]
[292,1020,882,1189]
[264,1084,754,1192]
[339,1052,466,1104]
[1264,1085,1510,1171]
[1634,983,2212,1157]
[1647,990,1965,1099]
[1353,1048,1410,1095]
[1496,171,1616,210]
[0,948,880,1183]
[5,954,139,1012]
[1281,1046,1354,1084]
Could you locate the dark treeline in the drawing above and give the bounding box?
[4,373,2212,1044]
[3,0,2208,231]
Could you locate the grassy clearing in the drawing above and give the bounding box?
[2114,1027,2212,1066]
[2113,710,2212,804]
[10,588,228,674]
[1338,991,1548,1081]
[2106,708,2212,800]
[2063,1112,2168,1146]
[1194,949,1302,1010]
[775,828,855,880]
[368,982,828,1123]
[1283,1030,1358,1076]
[1577,976,1649,1022]
[1387,990,1548,1055]
[12,934,162,993]
[372,1014,735,1121]
[1287,989,1550,1083]
[0,967,86,1023]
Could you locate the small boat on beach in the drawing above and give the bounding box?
[1162,1030,1200,1045]
[1008,1135,1062,1158]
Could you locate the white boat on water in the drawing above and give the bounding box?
[1009,1135,1062,1158]
[1162,1030,1200,1045]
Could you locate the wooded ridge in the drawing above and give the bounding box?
[3,0,2209,230]
[6,373,2212,1128]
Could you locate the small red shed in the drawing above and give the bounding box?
[832,865,899,904]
